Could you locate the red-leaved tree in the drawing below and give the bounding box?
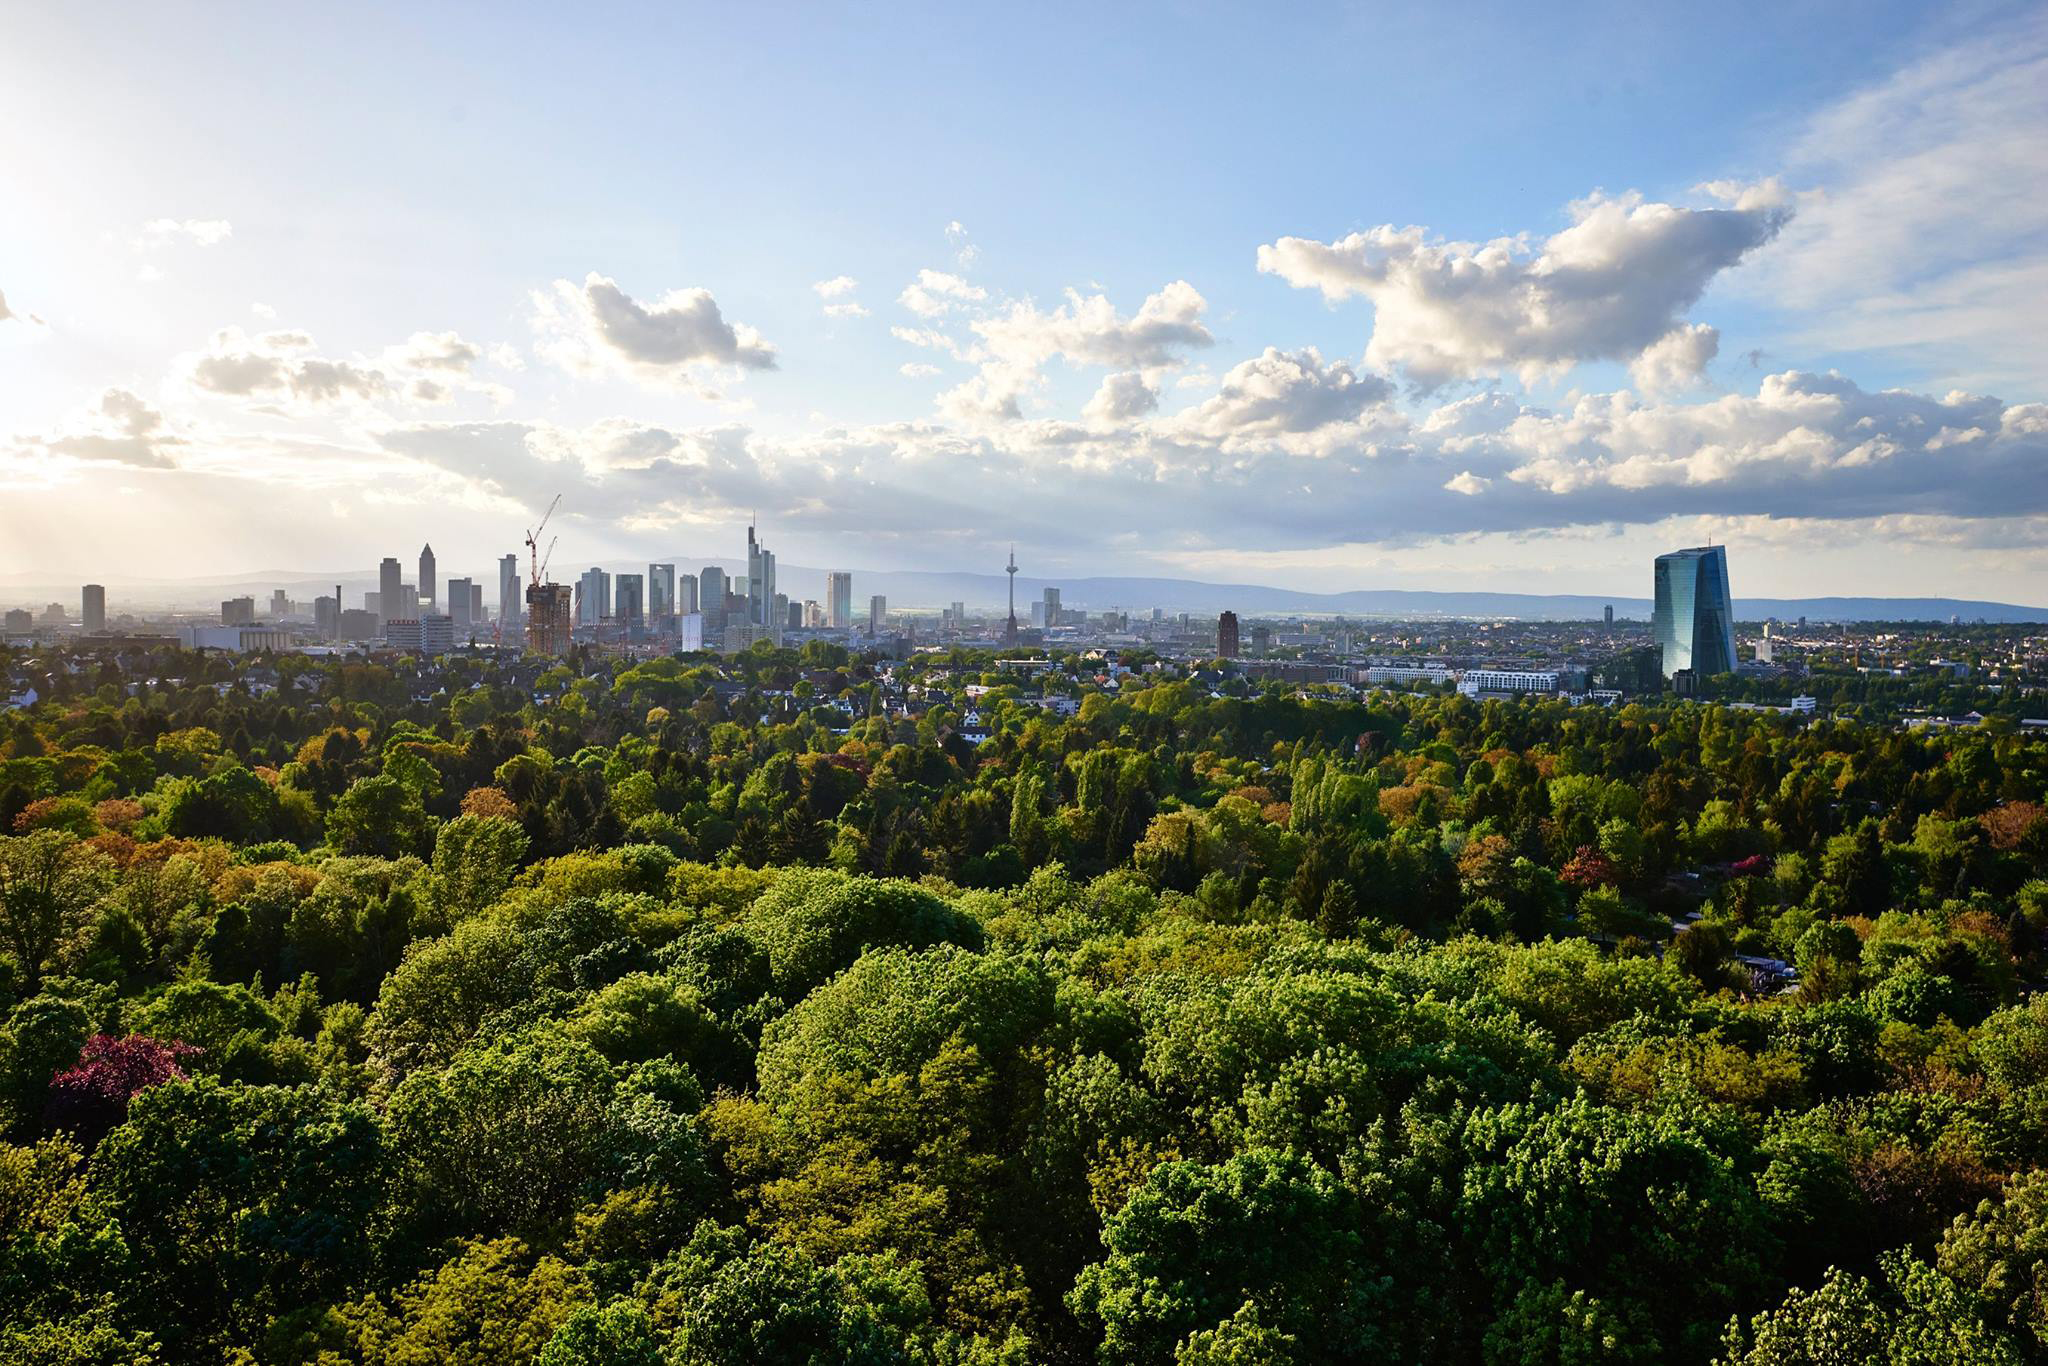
[45,1033,201,1148]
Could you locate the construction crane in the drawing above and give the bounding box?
[526,494,561,589]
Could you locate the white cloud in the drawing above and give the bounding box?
[14,389,184,469]
[1168,346,1392,442]
[1258,187,1789,388]
[386,330,483,374]
[1444,470,1491,495]
[900,362,941,378]
[899,269,987,317]
[535,273,777,389]
[1083,371,1159,424]
[1746,14,2048,391]
[140,218,233,246]
[1628,322,1720,394]
[946,220,979,268]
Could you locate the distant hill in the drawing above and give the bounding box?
[6,565,2043,624]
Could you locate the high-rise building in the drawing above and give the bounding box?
[1043,586,1061,628]
[700,566,728,635]
[577,567,611,625]
[746,524,777,628]
[315,595,339,637]
[827,571,853,628]
[869,594,887,635]
[499,554,522,631]
[677,573,699,616]
[446,577,474,631]
[616,573,645,633]
[270,589,290,620]
[470,582,483,626]
[1217,611,1239,659]
[418,614,454,656]
[526,582,572,655]
[81,584,105,632]
[788,600,804,630]
[221,596,256,625]
[649,564,676,620]
[379,557,402,626]
[1652,545,1736,681]
[419,544,437,608]
[804,600,825,628]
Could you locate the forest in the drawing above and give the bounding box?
[5,640,2048,1363]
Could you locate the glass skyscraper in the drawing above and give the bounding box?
[1653,545,1736,680]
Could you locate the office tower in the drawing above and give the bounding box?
[677,613,703,651]
[270,589,289,619]
[81,584,105,632]
[1043,586,1061,628]
[804,600,824,628]
[677,573,699,616]
[746,524,777,628]
[700,566,728,635]
[1604,604,1614,628]
[1250,624,1271,653]
[1005,547,1019,644]
[379,557,402,626]
[526,582,572,655]
[1652,545,1736,680]
[3,609,31,633]
[1217,611,1240,659]
[577,567,611,625]
[400,583,417,615]
[365,591,382,617]
[446,577,473,631]
[616,573,645,632]
[773,592,789,638]
[418,615,454,656]
[470,582,483,625]
[385,618,423,652]
[221,596,256,625]
[315,595,339,637]
[827,571,853,628]
[869,594,886,635]
[649,564,675,620]
[419,544,437,607]
[788,600,804,630]
[500,554,522,630]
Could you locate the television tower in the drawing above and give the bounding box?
[1005,545,1018,645]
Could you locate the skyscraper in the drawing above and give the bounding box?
[419,544,437,608]
[577,567,611,625]
[677,572,699,617]
[1043,586,1061,629]
[616,573,645,634]
[1217,611,1239,659]
[447,577,473,631]
[1653,545,1736,681]
[869,594,886,636]
[746,524,777,628]
[526,583,571,655]
[378,557,402,627]
[499,554,522,631]
[81,584,105,632]
[1604,604,1614,628]
[827,571,853,628]
[700,566,728,636]
[649,564,676,620]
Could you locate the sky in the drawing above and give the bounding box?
[2,0,2046,603]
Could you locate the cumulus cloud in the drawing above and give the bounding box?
[1629,322,1720,394]
[813,275,868,318]
[1258,187,1789,388]
[1444,470,1491,495]
[1168,346,1392,441]
[186,327,389,405]
[387,330,483,373]
[18,389,185,469]
[899,269,986,317]
[140,218,233,246]
[535,273,777,389]
[1083,372,1159,424]
[900,362,941,378]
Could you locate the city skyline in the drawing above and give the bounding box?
[3,3,2046,601]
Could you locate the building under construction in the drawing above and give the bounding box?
[525,582,571,655]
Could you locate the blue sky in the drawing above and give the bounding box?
[2,1,2045,602]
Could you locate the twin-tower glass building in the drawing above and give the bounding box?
[1653,545,1736,679]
